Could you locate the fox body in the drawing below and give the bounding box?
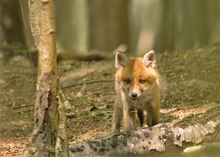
[112,48,160,133]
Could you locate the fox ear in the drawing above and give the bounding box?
[115,52,129,68]
[142,50,156,67]
[114,44,128,68]
[113,44,127,54]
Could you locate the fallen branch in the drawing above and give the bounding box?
[69,119,220,156]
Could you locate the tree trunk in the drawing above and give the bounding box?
[28,0,40,49]
[25,0,59,156]
[19,0,36,51]
[90,0,129,52]
[153,0,218,52]
[153,0,175,52]
[55,91,70,157]
[176,0,210,50]
[56,0,89,53]
[0,0,25,46]
[128,0,141,53]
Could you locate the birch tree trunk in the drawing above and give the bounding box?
[24,0,61,156]
[28,0,40,49]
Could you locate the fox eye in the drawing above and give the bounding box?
[139,79,147,84]
[123,79,131,84]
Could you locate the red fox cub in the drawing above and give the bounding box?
[112,47,160,133]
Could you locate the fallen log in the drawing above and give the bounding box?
[69,105,220,156]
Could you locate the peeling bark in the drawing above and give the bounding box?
[69,104,220,157]
[55,91,70,157]
[25,0,58,156]
[69,114,220,156]
[69,104,220,156]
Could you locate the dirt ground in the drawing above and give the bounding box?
[0,46,220,156]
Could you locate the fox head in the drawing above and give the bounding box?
[115,49,159,99]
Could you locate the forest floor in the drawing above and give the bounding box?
[0,46,220,156]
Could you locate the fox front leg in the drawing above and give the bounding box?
[137,109,144,127]
[123,107,134,133]
[112,96,123,133]
[112,107,123,133]
[146,101,160,127]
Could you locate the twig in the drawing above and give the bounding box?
[12,105,33,110]
[61,80,114,89]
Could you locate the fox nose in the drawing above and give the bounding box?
[131,93,137,98]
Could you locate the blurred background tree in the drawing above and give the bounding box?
[89,0,129,52]
[153,0,220,52]
[56,0,89,53]
[0,0,25,47]
[0,0,220,54]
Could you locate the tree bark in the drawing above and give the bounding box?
[153,0,218,52]
[28,0,40,49]
[0,0,25,46]
[25,0,59,156]
[55,91,70,157]
[69,105,220,156]
[153,0,175,52]
[69,121,220,156]
[175,0,210,50]
[19,0,36,51]
[56,0,89,53]
[89,0,129,52]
